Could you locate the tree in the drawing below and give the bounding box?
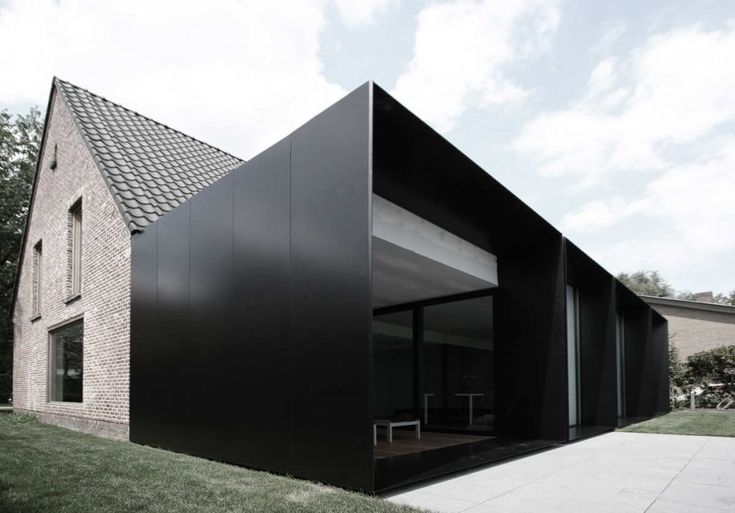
[0,107,42,403]
[616,270,674,297]
[686,345,735,386]
[668,342,685,387]
[714,290,735,306]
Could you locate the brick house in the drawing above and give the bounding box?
[11,78,242,438]
[641,295,735,359]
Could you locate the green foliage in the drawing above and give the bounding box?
[685,345,735,387]
[668,345,735,409]
[616,270,673,297]
[668,343,686,387]
[618,269,735,307]
[0,107,42,404]
[670,345,735,409]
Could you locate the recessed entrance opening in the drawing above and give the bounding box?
[371,193,561,490]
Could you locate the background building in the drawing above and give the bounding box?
[642,295,735,359]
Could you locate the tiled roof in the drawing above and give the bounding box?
[55,78,244,232]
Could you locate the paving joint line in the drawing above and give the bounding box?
[641,436,710,513]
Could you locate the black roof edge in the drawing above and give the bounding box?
[370,81,563,242]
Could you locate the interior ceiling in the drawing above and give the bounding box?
[372,238,495,309]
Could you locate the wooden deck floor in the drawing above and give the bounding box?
[374,430,493,459]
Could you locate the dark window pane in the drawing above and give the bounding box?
[52,321,83,402]
[373,310,413,419]
[423,296,493,433]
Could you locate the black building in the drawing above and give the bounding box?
[130,83,669,493]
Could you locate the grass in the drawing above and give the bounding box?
[0,414,421,513]
[620,409,735,437]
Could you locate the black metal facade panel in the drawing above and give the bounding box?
[651,314,670,414]
[289,84,373,489]
[493,236,567,442]
[230,138,292,472]
[153,205,193,450]
[129,223,158,443]
[565,241,617,429]
[620,290,653,421]
[189,175,236,460]
[640,310,656,417]
[130,85,374,492]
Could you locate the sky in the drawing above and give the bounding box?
[1,0,734,293]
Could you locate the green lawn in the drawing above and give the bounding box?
[0,414,420,513]
[620,409,735,437]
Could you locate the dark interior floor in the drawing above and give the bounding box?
[375,430,493,459]
[568,425,613,442]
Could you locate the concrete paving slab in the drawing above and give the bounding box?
[386,432,735,513]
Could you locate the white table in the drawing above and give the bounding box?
[374,419,421,444]
[454,393,485,425]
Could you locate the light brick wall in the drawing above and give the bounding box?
[654,305,735,360]
[12,91,131,439]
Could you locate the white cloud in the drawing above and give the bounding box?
[514,23,735,181]
[0,0,346,158]
[517,22,735,290]
[391,0,560,132]
[562,196,646,231]
[564,136,735,248]
[591,20,627,57]
[333,0,397,27]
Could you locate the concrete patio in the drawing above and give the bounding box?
[386,432,735,513]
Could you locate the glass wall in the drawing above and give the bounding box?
[50,320,84,403]
[373,311,414,419]
[372,295,493,433]
[423,296,493,433]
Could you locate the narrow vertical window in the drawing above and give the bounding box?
[566,284,580,428]
[616,311,626,420]
[69,201,82,296]
[49,319,84,403]
[32,240,42,317]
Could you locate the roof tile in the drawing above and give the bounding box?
[55,79,244,232]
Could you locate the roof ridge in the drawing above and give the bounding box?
[54,77,244,163]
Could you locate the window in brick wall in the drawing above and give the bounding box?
[32,240,42,317]
[49,319,84,403]
[69,200,82,297]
